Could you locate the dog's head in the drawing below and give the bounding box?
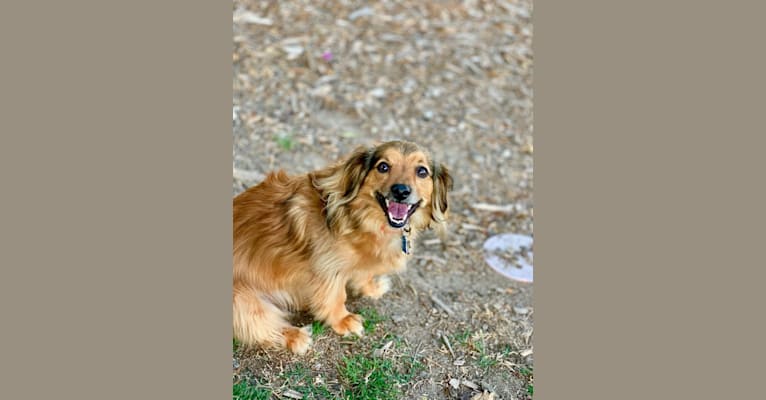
[315,141,453,234]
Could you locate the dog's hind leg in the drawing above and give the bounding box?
[233,284,312,354]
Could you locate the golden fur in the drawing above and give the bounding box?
[233,141,453,353]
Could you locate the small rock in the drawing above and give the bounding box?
[480,381,495,393]
[470,392,496,400]
[521,142,533,154]
[282,389,303,399]
[348,7,375,21]
[449,378,460,389]
[282,45,304,60]
[520,348,533,357]
[369,88,386,98]
[513,306,530,315]
[233,10,272,26]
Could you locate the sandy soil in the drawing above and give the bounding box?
[233,1,533,399]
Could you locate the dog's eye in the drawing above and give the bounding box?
[377,162,390,173]
[416,166,429,178]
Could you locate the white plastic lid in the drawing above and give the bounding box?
[483,233,534,283]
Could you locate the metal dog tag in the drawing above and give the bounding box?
[401,225,412,255]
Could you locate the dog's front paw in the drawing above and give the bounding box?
[283,326,312,355]
[331,313,364,337]
[361,276,391,299]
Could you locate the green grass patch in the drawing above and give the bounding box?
[339,356,402,400]
[281,362,333,399]
[338,337,424,400]
[472,336,498,370]
[402,355,425,378]
[294,383,333,399]
[358,307,384,334]
[311,321,326,337]
[452,330,472,346]
[233,380,270,400]
[283,363,309,383]
[275,133,295,150]
[518,366,534,397]
[449,330,505,370]
[477,353,498,369]
[382,333,406,349]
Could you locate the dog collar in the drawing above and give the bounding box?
[401,225,412,255]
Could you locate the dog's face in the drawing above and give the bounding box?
[366,145,434,228]
[319,141,452,233]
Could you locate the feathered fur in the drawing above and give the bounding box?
[233,141,452,353]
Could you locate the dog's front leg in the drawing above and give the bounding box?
[310,278,364,337]
[348,272,391,299]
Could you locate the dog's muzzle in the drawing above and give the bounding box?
[376,189,420,228]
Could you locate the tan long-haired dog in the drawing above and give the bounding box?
[233,140,453,353]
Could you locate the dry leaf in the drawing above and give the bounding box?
[470,392,496,400]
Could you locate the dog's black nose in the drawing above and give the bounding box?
[390,184,411,202]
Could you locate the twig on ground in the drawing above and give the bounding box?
[461,223,486,231]
[233,168,265,183]
[430,293,455,316]
[414,254,447,265]
[520,347,533,357]
[461,379,480,390]
[364,365,377,384]
[470,203,515,213]
[441,333,456,359]
[413,340,424,357]
[373,340,394,357]
[407,283,418,297]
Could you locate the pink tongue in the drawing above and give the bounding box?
[388,202,409,219]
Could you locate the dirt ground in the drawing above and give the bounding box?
[232,1,533,399]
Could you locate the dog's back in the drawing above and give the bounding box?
[233,170,325,293]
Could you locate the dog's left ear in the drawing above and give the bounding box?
[430,162,454,225]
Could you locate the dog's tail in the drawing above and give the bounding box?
[232,284,312,353]
[233,284,287,345]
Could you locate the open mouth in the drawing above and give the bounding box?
[376,192,420,228]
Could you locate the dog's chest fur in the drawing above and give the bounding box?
[343,230,409,274]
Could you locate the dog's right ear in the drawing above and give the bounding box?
[337,146,375,203]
